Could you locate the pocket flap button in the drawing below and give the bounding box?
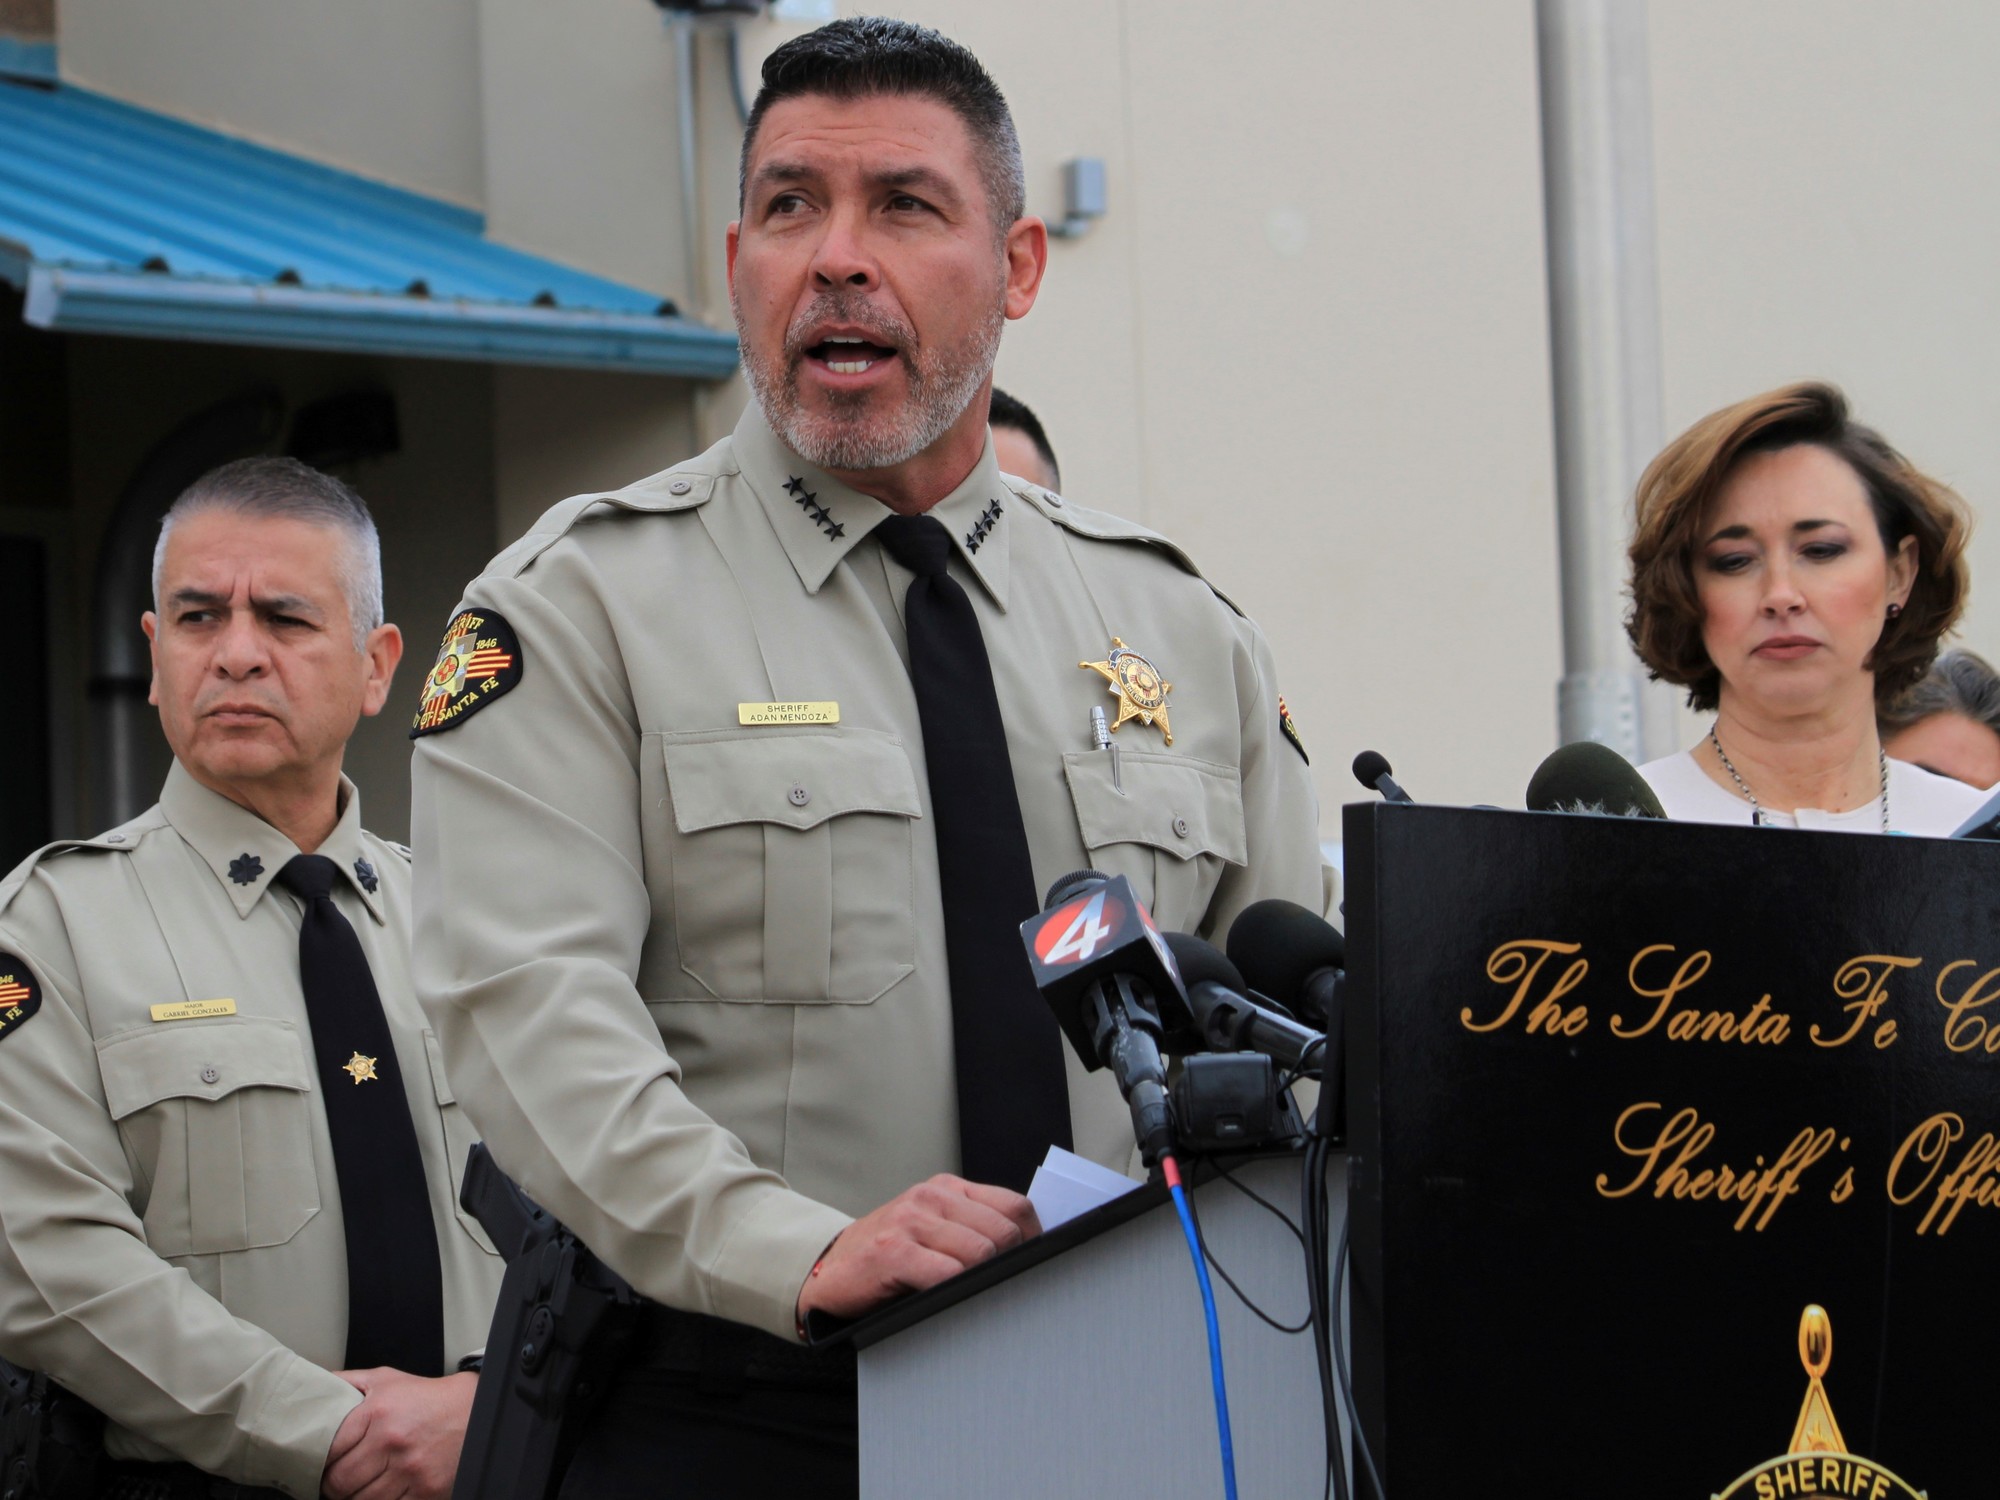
[788,785,811,807]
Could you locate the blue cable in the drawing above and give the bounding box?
[1166,1158,1239,1500]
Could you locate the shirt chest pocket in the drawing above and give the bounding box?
[98,1018,320,1258]
[1063,751,1248,933]
[656,728,923,1004]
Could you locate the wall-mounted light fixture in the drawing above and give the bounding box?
[1047,157,1108,240]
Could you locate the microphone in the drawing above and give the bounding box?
[1352,749,1413,804]
[1019,870,1187,1164]
[1162,932,1328,1074]
[1225,898,1343,1030]
[1525,741,1666,819]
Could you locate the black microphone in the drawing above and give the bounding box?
[1225,898,1344,1030]
[1019,870,1187,1164]
[1525,740,1666,819]
[1352,749,1413,804]
[1162,932,1327,1074]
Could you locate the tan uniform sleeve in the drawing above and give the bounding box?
[409,557,853,1342]
[0,894,359,1500]
[1202,613,1337,935]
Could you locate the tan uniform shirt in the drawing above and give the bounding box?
[0,764,503,1498]
[410,405,1331,1345]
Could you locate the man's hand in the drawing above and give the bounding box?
[796,1174,1042,1327]
[321,1368,478,1500]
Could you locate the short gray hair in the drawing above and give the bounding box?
[153,457,384,649]
[1880,647,2000,737]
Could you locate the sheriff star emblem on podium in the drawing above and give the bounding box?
[342,1052,379,1085]
[1081,637,1173,745]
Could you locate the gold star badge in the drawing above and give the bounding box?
[1081,637,1173,745]
[343,1052,379,1085]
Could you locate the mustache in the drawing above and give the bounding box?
[782,294,919,361]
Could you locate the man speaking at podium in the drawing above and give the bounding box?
[411,17,1328,1494]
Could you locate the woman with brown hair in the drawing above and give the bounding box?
[1627,381,1985,832]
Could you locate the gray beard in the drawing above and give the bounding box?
[735,290,1005,472]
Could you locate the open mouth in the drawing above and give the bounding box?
[805,333,899,376]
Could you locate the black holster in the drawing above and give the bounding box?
[0,1356,102,1500]
[449,1145,644,1500]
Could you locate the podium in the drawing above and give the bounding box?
[1344,801,2000,1494]
[835,1152,1347,1500]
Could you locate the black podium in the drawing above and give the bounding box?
[1343,801,2000,1493]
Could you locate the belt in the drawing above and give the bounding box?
[97,1460,283,1500]
[628,1306,855,1394]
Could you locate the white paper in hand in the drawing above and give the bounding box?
[1027,1146,1143,1231]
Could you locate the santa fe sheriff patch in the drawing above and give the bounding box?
[0,957,42,1046]
[411,610,524,738]
[1278,696,1309,764]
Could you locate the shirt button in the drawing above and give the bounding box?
[789,785,811,807]
[1172,815,1191,839]
[669,479,692,495]
[105,834,125,844]
[200,1065,220,1085]
[1044,491,1064,507]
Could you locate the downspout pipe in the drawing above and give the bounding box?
[1536,0,1678,760]
[89,387,282,827]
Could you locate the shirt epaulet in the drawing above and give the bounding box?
[0,814,159,918]
[1004,477,1245,618]
[497,464,723,581]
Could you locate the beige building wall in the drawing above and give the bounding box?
[58,0,486,208]
[46,0,2000,834]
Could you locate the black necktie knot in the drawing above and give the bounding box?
[278,853,339,902]
[874,513,953,578]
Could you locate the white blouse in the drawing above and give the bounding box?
[1637,750,1992,835]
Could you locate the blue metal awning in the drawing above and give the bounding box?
[0,77,739,378]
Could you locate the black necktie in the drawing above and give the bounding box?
[874,513,1072,1192]
[278,854,444,1374]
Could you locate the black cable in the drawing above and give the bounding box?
[1276,1033,1328,1093]
[1214,1157,1309,1250]
[1185,1170,1310,1335]
[1303,1136,1346,1500]
[1331,1212,1386,1500]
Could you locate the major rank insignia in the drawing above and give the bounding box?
[1712,1306,1924,1499]
[0,956,41,1047]
[1081,637,1173,745]
[411,610,523,738]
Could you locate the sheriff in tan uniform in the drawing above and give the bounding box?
[0,770,499,1494]
[0,457,503,1500]
[408,402,1331,1343]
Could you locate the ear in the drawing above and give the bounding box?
[1002,216,1049,322]
[141,611,161,707]
[356,623,405,719]
[725,220,742,300]
[1887,534,1919,613]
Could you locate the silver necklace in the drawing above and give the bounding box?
[1708,726,1889,831]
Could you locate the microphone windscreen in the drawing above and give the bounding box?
[1226,899,1345,1001]
[1162,931,1245,992]
[1352,749,1392,790]
[1525,741,1666,819]
[1043,869,1108,910]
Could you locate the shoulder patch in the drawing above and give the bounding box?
[1279,696,1309,764]
[412,609,525,738]
[0,955,41,1046]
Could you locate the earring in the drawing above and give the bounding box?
[1887,602,1903,619]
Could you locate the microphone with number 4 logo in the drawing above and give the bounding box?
[1019,871,1191,1164]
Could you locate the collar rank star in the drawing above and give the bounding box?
[342,1051,379,1085]
[411,609,524,737]
[1081,637,1174,746]
[785,475,844,541]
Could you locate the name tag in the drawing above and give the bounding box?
[738,701,840,726]
[151,999,237,1022]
